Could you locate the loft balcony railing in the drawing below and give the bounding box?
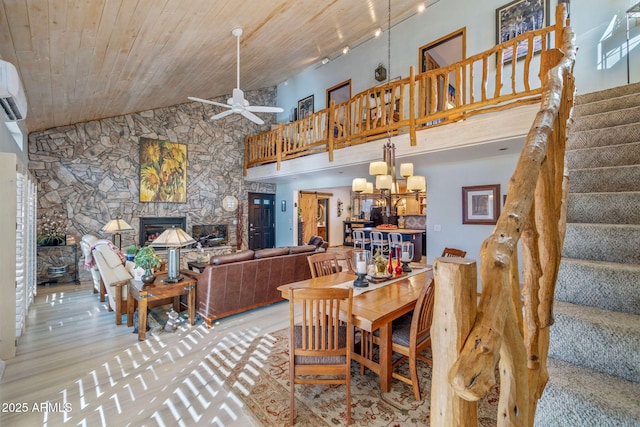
[248,4,575,425]
[244,7,567,175]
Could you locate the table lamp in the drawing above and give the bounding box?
[100,218,134,250]
[149,226,196,283]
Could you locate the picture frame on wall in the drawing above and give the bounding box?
[496,0,549,63]
[462,184,501,225]
[139,137,187,203]
[297,95,314,119]
[326,79,351,108]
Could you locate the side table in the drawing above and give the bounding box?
[127,273,196,341]
[187,261,207,273]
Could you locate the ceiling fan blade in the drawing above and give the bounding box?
[188,96,231,109]
[210,110,234,121]
[245,105,285,113]
[241,110,264,125]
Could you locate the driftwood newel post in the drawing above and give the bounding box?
[431,257,478,426]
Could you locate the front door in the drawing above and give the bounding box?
[248,192,275,249]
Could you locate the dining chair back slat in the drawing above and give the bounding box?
[288,287,353,425]
[307,252,341,278]
[441,247,467,258]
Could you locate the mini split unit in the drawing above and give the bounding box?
[0,59,27,121]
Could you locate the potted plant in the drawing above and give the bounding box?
[125,244,139,261]
[134,246,161,284]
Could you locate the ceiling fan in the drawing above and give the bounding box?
[188,28,283,125]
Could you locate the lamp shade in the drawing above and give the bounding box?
[149,226,196,248]
[369,161,388,176]
[400,163,414,177]
[100,218,134,234]
[407,175,426,192]
[376,174,392,190]
[364,182,374,194]
[352,178,367,193]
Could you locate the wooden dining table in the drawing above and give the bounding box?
[277,268,432,392]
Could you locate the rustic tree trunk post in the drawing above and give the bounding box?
[431,257,478,426]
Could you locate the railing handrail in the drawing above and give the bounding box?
[244,20,563,174]
[433,3,575,425]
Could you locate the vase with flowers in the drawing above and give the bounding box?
[37,211,67,246]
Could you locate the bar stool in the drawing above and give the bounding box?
[352,230,369,250]
[369,231,388,256]
[388,232,403,255]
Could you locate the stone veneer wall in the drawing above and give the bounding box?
[29,87,278,280]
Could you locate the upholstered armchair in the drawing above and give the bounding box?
[92,243,133,325]
[80,234,106,301]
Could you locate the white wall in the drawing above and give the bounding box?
[0,122,28,165]
[276,0,639,119]
[424,153,520,265]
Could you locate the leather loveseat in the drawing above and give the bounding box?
[189,245,317,327]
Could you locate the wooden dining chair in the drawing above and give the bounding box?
[288,287,353,426]
[362,278,435,400]
[343,249,356,273]
[307,252,341,278]
[441,247,467,258]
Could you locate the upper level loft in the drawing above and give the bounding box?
[243,7,570,177]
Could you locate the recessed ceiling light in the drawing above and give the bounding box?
[375,28,382,37]
[417,3,426,13]
[342,46,350,55]
[321,57,330,65]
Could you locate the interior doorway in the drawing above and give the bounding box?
[418,27,466,113]
[299,191,332,246]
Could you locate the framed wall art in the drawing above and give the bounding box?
[139,138,187,203]
[496,0,549,63]
[462,184,501,225]
[326,79,351,108]
[297,95,314,119]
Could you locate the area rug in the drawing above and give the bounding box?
[226,327,499,426]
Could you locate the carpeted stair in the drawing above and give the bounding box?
[535,82,640,426]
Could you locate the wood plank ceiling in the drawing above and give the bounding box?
[0,0,426,132]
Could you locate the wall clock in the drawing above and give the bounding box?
[222,195,238,212]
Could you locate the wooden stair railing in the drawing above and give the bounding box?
[244,11,567,175]
[431,4,575,426]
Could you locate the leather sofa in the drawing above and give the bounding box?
[188,245,317,327]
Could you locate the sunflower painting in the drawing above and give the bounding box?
[139,138,187,203]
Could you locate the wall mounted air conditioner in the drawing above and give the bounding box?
[0,59,27,121]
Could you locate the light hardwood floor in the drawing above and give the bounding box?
[0,280,290,426]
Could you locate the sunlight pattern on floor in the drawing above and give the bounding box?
[41,322,272,426]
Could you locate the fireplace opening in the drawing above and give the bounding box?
[139,217,187,247]
[191,224,228,247]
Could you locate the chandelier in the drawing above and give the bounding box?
[351,142,426,200]
[350,0,426,218]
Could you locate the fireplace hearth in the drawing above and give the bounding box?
[139,217,186,247]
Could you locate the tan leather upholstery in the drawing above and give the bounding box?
[196,247,316,327]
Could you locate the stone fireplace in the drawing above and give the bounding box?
[139,217,186,247]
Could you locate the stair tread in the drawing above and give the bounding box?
[543,358,640,416]
[568,163,640,172]
[561,257,640,271]
[554,300,640,330]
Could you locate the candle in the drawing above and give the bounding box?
[402,250,410,261]
[356,260,367,274]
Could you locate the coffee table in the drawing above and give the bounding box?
[127,273,197,341]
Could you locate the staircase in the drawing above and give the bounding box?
[534,83,640,426]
